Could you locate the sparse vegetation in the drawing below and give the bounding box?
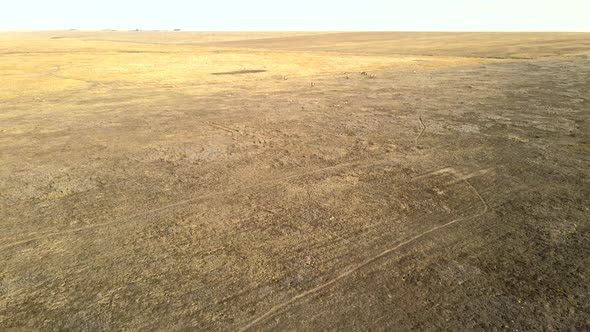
[1,31,589,331]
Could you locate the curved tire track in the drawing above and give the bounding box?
[239,176,489,331]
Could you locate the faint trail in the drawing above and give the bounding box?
[444,168,495,186]
[205,121,240,134]
[415,115,426,147]
[46,65,103,88]
[0,178,140,247]
[411,167,493,184]
[0,157,393,251]
[410,166,453,180]
[239,176,489,331]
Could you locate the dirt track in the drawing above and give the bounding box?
[1,32,589,330]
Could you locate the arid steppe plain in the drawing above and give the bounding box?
[1,31,589,330]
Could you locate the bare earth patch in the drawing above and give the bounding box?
[211,69,267,75]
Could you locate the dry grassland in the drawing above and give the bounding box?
[1,31,589,331]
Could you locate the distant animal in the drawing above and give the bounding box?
[310,82,315,87]
[360,71,368,76]
[283,76,288,80]
[369,74,376,79]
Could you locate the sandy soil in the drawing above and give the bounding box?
[1,31,589,331]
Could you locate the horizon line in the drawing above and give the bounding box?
[2,29,590,33]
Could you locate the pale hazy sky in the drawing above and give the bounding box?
[2,0,589,31]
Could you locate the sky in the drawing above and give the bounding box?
[2,0,589,31]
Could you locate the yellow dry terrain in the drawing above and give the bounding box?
[1,32,589,331]
[0,31,499,101]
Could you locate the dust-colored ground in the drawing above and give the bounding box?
[1,31,589,331]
